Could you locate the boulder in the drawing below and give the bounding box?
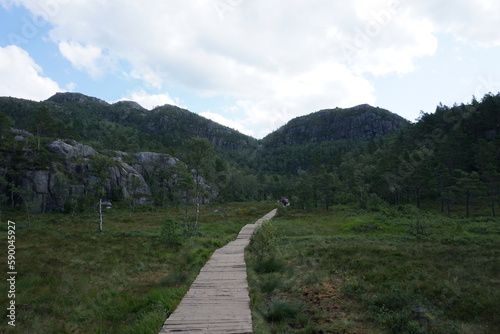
[134,152,178,167]
[47,139,97,158]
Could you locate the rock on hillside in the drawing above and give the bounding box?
[46,92,109,105]
[3,137,211,213]
[47,139,98,158]
[264,104,409,146]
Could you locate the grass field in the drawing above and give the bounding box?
[247,205,500,334]
[0,202,274,333]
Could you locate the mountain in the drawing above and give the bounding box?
[2,91,499,216]
[0,92,413,212]
[252,104,410,174]
[0,92,259,170]
[262,104,409,146]
[46,92,258,151]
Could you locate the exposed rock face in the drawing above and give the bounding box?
[17,158,153,212]
[11,128,34,137]
[264,104,409,146]
[112,100,146,111]
[131,152,179,180]
[107,162,151,204]
[47,139,98,158]
[13,140,191,212]
[10,138,214,212]
[46,92,109,105]
[19,170,51,212]
[134,152,178,166]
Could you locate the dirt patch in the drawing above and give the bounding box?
[300,278,372,334]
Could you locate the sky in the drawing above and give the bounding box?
[1,0,500,139]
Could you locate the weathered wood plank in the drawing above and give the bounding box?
[159,209,276,334]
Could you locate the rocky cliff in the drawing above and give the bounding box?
[0,131,211,213]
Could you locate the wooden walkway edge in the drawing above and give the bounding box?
[159,209,277,334]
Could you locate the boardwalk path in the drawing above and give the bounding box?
[159,209,277,334]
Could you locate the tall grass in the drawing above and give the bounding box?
[0,202,274,333]
[247,205,500,334]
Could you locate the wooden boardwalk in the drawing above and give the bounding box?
[159,209,277,334]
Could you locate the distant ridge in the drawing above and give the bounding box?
[263,104,409,146]
[46,92,109,105]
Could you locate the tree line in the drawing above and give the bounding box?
[264,94,500,217]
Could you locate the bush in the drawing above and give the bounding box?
[248,220,278,260]
[277,204,289,217]
[260,273,282,294]
[263,298,304,323]
[254,256,284,274]
[160,216,185,248]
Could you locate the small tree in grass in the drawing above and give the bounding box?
[248,220,278,261]
[160,215,186,248]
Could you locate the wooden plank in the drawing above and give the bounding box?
[159,209,277,334]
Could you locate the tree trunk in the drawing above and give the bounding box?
[195,200,200,231]
[194,170,201,232]
[99,198,103,232]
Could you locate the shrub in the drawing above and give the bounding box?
[277,204,289,217]
[160,216,185,248]
[260,273,282,294]
[254,256,284,274]
[263,298,304,323]
[248,220,278,260]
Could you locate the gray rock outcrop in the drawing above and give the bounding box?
[10,139,212,213]
[47,139,98,158]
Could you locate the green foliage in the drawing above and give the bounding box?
[160,215,186,248]
[263,298,305,323]
[2,90,500,222]
[248,220,278,261]
[276,203,289,217]
[254,256,284,274]
[0,202,274,334]
[247,206,500,333]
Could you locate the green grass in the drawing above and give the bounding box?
[247,205,500,334]
[0,202,274,333]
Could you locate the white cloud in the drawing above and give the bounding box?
[58,41,108,79]
[119,89,185,110]
[0,45,62,100]
[408,0,500,47]
[65,81,77,91]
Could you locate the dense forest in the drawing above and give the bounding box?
[0,92,499,217]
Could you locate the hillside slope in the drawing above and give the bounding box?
[0,92,416,210]
[262,104,409,146]
[0,93,257,158]
[253,104,409,174]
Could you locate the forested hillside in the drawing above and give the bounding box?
[287,94,500,215]
[1,92,499,217]
[253,104,409,174]
[0,92,257,163]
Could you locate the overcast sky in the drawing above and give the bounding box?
[1,0,500,138]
